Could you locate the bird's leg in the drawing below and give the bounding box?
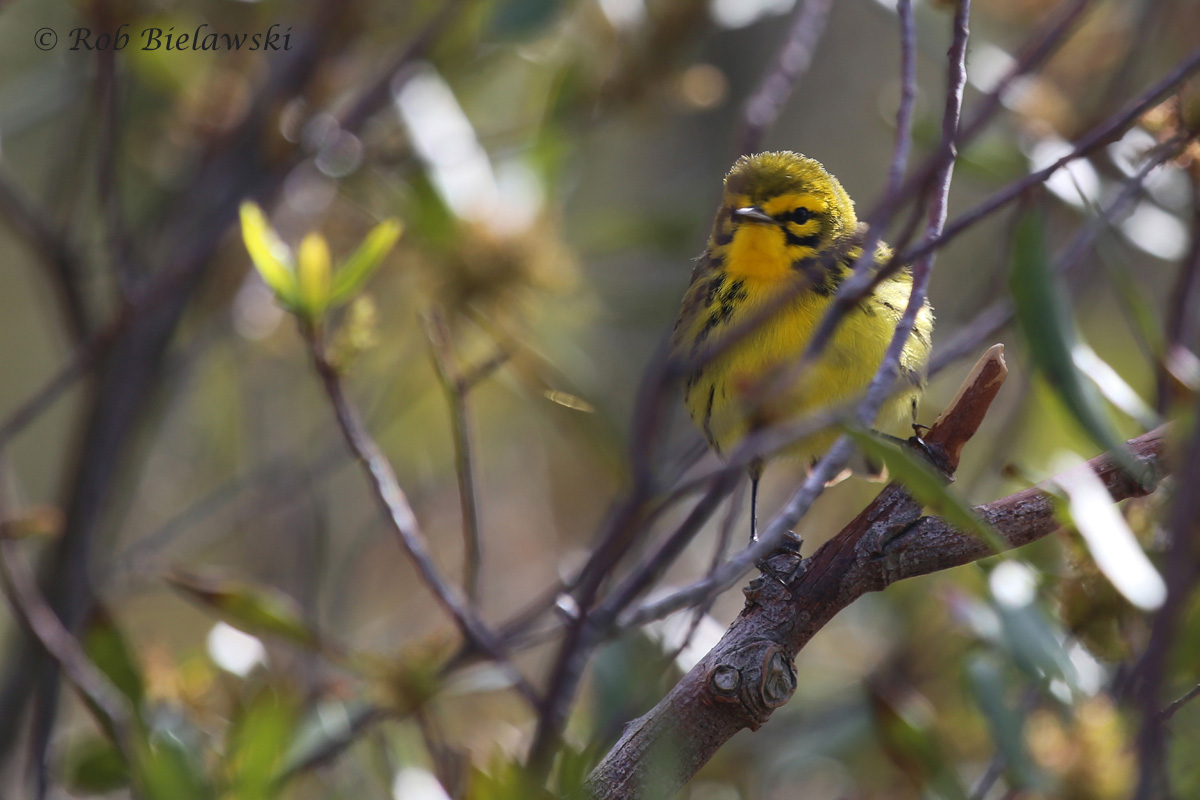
[748,458,764,544]
[747,459,806,585]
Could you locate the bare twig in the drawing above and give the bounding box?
[900,42,1200,268]
[888,0,918,197]
[0,172,91,343]
[1158,683,1200,724]
[424,311,486,606]
[93,0,136,296]
[305,330,538,707]
[1156,177,1200,412]
[737,0,833,155]
[955,0,1092,146]
[928,132,1195,377]
[1133,393,1200,800]
[0,535,134,761]
[337,0,468,133]
[666,482,745,666]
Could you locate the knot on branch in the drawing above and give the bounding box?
[709,664,740,695]
[705,642,797,730]
[760,646,796,710]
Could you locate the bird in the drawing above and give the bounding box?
[671,151,933,543]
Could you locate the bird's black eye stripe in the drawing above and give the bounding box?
[783,207,814,224]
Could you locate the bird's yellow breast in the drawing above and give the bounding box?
[676,260,931,460]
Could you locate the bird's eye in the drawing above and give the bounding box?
[786,207,813,224]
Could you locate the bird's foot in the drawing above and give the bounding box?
[909,423,954,481]
[752,530,806,588]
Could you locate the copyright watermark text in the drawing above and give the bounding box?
[35,24,293,52]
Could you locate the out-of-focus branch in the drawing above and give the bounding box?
[0,534,134,761]
[928,132,1196,376]
[0,0,462,775]
[0,172,91,343]
[887,0,917,196]
[955,0,1092,146]
[424,311,487,605]
[304,330,538,708]
[586,345,1173,800]
[1156,177,1200,412]
[1159,683,1200,724]
[1133,391,1200,800]
[337,0,468,133]
[737,0,833,155]
[900,42,1200,268]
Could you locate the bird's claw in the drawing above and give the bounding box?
[753,530,806,588]
[908,425,954,481]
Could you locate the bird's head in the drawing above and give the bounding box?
[708,151,858,282]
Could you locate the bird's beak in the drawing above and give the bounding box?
[734,206,775,224]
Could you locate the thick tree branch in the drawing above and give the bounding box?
[584,347,1172,800]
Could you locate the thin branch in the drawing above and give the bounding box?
[92,0,136,296]
[900,42,1200,268]
[424,311,485,606]
[888,0,918,197]
[304,330,539,708]
[0,172,91,343]
[928,132,1195,377]
[337,0,468,133]
[666,481,744,666]
[0,535,134,760]
[955,0,1092,146]
[1157,176,1200,412]
[1158,683,1200,724]
[1133,391,1200,800]
[737,0,834,155]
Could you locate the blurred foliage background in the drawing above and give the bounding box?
[0,0,1198,797]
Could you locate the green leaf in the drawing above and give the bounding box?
[844,428,1005,553]
[133,730,213,800]
[83,608,144,709]
[239,202,297,307]
[1009,211,1142,476]
[167,569,321,650]
[330,219,403,305]
[964,654,1042,790]
[63,737,130,794]
[997,602,1076,687]
[223,688,299,800]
